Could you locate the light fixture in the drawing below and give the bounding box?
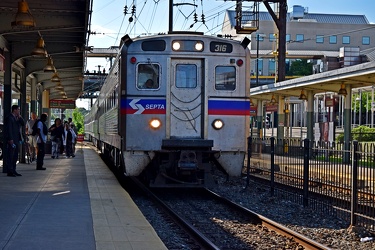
[299,90,307,100]
[51,72,60,82]
[11,0,36,28]
[212,119,224,130]
[149,119,161,129]
[338,83,348,96]
[195,42,203,51]
[250,99,254,106]
[172,41,181,51]
[31,37,47,57]
[55,82,64,90]
[43,55,56,72]
[270,94,277,104]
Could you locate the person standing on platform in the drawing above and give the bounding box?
[63,123,76,158]
[68,118,77,155]
[49,118,64,159]
[4,105,25,177]
[35,113,48,170]
[25,111,38,162]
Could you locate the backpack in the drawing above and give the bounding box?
[31,120,40,136]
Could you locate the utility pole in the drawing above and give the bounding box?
[263,0,287,82]
[256,33,260,87]
[169,0,173,32]
[227,0,287,82]
[169,0,197,32]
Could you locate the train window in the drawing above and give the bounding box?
[175,64,197,88]
[215,66,236,91]
[114,86,118,106]
[142,40,166,51]
[137,63,160,90]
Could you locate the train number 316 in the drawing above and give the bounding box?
[214,44,227,52]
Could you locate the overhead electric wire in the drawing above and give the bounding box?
[147,0,159,33]
[93,0,118,14]
[113,13,127,46]
[128,0,150,35]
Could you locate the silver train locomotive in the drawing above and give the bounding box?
[85,32,251,187]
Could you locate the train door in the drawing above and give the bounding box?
[169,59,203,138]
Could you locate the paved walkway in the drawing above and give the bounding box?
[0,144,166,250]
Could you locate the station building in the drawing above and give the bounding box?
[222,5,375,87]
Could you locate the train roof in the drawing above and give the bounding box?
[121,32,243,46]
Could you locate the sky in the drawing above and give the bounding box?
[77,0,375,108]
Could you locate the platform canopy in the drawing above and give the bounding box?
[0,0,91,101]
[251,61,375,101]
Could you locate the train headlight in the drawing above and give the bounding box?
[195,42,203,51]
[212,119,224,130]
[172,41,181,51]
[149,119,162,129]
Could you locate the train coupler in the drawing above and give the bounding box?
[178,150,198,170]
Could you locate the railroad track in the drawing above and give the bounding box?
[130,176,329,250]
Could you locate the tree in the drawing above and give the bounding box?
[286,59,313,76]
[72,108,85,134]
[352,91,371,113]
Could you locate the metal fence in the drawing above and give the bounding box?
[245,137,375,231]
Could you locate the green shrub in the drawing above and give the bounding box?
[337,126,375,142]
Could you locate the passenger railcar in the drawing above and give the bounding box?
[85,32,251,187]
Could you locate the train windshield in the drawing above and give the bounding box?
[215,66,236,91]
[175,64,197,88]
[137,63,160,89]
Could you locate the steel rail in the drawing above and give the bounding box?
[129,177,221,250]
[205,188,330,250]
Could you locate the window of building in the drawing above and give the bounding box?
[175,64,197,88]
[362,36,370,45]
[215,66,236,91]
[316,35,324,43]
[329,35,337,44]
[269,59,276,76]
[285,59,290,73]
[256,33,265,41]
[269,33,276,42]
[296,34,304,43]
[257,59,263,76]
[286,34,291,43]
[137,63,160,89]
[342,36,350,44]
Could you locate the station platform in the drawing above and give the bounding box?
[0,143,167,250]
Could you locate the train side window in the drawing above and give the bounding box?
[215,66,236,91]
[137,63,160,90]
[114,86,118,106]
[175,64,197,88]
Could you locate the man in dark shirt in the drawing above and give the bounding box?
[4,105,25,177]
[35,113,48,170]
[49,118,64,159]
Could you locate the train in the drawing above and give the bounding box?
[84,32,251,187]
